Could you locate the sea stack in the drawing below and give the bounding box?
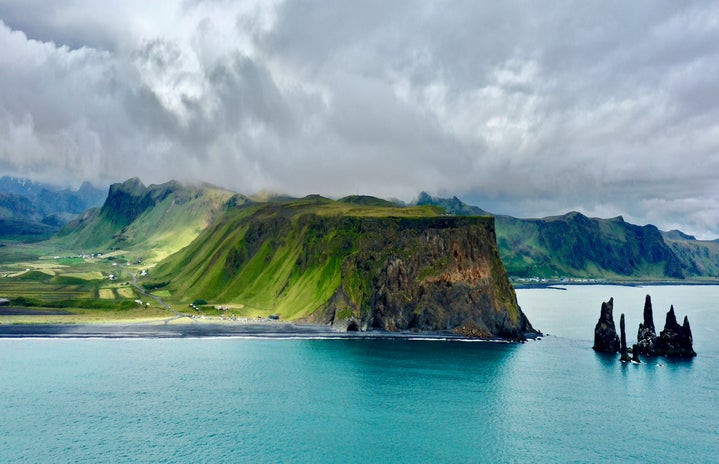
[656,306,696,357]
[635,294,657,356]
[631,344,641,363]
[619,313,631,362]
[593,298,620,353]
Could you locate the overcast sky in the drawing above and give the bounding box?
[1,1,718,237]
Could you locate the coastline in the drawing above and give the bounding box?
[512,280,719,289]
[0,319,525,341]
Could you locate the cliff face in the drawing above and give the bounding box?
[154,197,536,340]
[312,216,535,340]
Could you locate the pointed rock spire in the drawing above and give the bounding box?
[636,294,657,355]
[656,305,696,357]
[593,298,620,353]
[619,313,631,362]
[642,294,655,333]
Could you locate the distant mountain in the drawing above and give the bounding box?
[0,177,48,196]
[416,193,719,280]
[0,176,106,238]
[416,192,491,216]
[56,178,237,262]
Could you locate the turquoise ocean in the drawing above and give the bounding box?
[1,285,718,463]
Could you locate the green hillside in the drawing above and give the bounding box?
[662,233,719,277]
[54,178,236,263]
[496,213,683,279]
[148,196,443,318]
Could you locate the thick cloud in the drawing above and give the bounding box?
[0,1,718,236]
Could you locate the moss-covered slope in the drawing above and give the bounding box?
[150,196,535,339]
[55,178,236,262]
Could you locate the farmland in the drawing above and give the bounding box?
[0,247,172,323]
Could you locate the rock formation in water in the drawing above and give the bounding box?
[619,313,632,362]
[635,294,657,356]
[655,306,696,357]
[593,298,620,353]
[631,344,641,363]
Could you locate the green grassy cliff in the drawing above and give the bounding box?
[148,196,535,339]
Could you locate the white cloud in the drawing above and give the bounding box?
[0,1,719,236]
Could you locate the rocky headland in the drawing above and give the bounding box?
[147,197,539,341]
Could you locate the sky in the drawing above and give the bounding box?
[1,1,718,238]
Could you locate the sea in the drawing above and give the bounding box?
[1,285,717,463]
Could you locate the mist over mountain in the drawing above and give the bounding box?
[0,176,106,238]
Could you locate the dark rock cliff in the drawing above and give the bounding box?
[312,216,537,340]
[100,178,181,227]
[593,298,620,353]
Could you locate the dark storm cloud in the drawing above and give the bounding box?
[0,1,718,236]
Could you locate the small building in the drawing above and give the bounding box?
[0,298,10,306]
[108,274,116,280]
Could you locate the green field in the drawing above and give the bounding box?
[0,250,167,322]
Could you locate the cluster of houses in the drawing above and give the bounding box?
[187,303,232,312]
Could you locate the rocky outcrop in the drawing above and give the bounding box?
[619,313,631,362]
[656,306,696,357]
[593,298,620,353]
[318,216,538,340]
[631,345,641,363]
[635,294,657,356]
[594,295,696,360]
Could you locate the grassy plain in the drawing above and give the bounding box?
[0,245,173,323]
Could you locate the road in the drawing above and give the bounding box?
[130,273,191,321]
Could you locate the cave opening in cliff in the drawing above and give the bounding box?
[346,321,359,332]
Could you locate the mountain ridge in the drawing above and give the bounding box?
[55,178,237,262]
[416,192,719,280]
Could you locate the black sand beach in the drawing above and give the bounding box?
[0,321,477,340]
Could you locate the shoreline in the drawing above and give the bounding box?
[513,280,719,289]
[0,318,540,342]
